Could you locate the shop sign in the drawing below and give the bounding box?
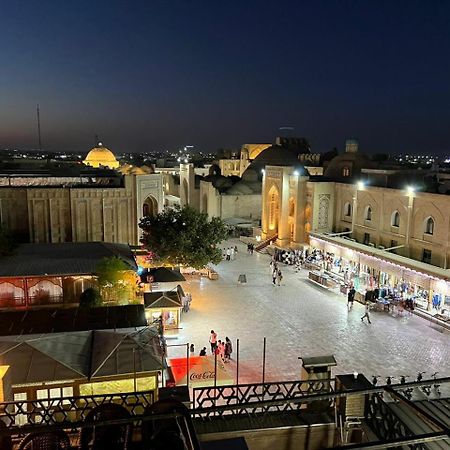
[190,371,215,381]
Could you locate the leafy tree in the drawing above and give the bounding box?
[79,287,102,308]
[95,256,129,286]
[95,257,135,303]
[139,205,228,269]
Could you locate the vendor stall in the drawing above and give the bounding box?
[144,290,182,330]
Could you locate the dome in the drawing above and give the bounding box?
[324,152,376,180]
[84,143,120,169]
[245,144,309,177]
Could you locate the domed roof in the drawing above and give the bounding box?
[84,143,120,169]
[324,151,376,180]
[245,144,309,176]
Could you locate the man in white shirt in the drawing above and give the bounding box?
[361,302,372,324]
[209,330,218,353]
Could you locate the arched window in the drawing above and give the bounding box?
[391,211,400,227]
[343,202,352,217]
[425,217,435,235]
[342,166,350,177]
[365,206,372,221]
[268,186,280,231]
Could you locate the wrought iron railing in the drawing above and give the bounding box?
[192,378,334,419]
[365,393,426,450]
[0,390,155,429]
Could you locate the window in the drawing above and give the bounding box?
[422,249,432,264]
[342,166,350,177]
[343,202,352,217]
[365,206,372,221]
[363,233,370,245]
[425,217,434,235]
[391,211,400,227]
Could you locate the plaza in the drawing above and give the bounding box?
[167,239,450,384]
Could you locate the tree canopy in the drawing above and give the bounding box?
[139,206,228,269]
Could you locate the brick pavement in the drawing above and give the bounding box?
[166,239,450,384]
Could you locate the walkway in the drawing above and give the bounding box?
[166,239,450,384]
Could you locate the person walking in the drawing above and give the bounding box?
[234,245,238,254]
[226,248,231,261]
[209,330,218,353]
[230,246,235,260]
[225,337,232,362]
[347,287,355,310]
[199,347,207,356]
[218,340,225,362]
[250,244,254,254]
[361,302,372,323]
[190,343,195,355]
[272,269,277,285]
[277,269,283,286]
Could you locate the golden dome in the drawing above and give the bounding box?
[83,143,120,169]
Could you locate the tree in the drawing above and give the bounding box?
[79,287,102,308]
[139,205,228,269]
[95,256,135,303]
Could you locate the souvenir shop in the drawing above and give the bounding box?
[308,234,450,320]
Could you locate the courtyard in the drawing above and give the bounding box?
[166,239,450,384]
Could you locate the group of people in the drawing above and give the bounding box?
[347,286,372,323]
[246,243,255,254]
[269,259,283,286]
[202,330,233,362]
[223,246,239,261]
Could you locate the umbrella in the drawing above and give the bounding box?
[148,267,186,282]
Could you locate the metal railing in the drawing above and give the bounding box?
[192,378,335,419]
[0,390,155,429]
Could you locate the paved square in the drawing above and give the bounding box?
[166,239,450,384]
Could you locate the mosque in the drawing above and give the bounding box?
[0,143,163,245]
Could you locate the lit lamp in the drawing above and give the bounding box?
[406,185,415,195]
[357,181,365,190]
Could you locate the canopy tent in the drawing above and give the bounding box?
[0,327,165,386]
[147,268,186,282]
[169,356,234,387]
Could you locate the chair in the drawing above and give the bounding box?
[18,430,70,450]
[142,399,200,450]
[79,403,131,450]
[0,420,12,450]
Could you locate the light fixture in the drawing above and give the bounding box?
[293,170,299,176]
[357,181,365,190]
[353,371,359,380]
[261,169,265,174]
[406,185,415,194]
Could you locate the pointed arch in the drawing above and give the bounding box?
[424,216,435,235]
[391,210,400,227]
[268,185,280,232]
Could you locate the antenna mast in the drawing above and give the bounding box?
[36,104,42,151]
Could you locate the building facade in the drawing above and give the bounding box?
[0,173,163,246]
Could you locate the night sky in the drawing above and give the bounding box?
[1,1,450,155]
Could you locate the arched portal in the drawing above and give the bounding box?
[268,185,280,233]
[142,195,158,218]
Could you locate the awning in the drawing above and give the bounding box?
[310,232,450,282]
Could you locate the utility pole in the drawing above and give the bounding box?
[36,104,42,151]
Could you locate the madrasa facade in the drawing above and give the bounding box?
[0,144,163,245]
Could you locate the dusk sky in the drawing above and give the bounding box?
[1,1,450,155]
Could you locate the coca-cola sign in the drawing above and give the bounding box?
[190,371,215,381]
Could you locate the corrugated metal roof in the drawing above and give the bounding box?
[0,242,137,277]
